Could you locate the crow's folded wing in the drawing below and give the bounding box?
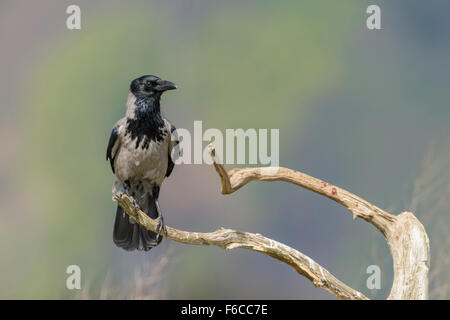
[166,123,179,178]
[106,121,123,174]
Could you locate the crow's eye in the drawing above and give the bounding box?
[145,80,158,89]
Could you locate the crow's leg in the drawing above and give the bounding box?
[154,200,167,240]
[152,186,166,240]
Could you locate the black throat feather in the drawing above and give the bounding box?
[126,95,165,150]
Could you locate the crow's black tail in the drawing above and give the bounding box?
[113,199,161,251]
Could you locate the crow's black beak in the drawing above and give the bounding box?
[155,79,177,91]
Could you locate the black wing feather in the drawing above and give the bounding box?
[106,126,119,174]
[165,124,178,178]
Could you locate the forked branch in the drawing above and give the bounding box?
[114,145,430,300]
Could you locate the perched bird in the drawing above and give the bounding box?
[106,75,178,251]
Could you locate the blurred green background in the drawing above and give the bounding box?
[0,0,449,299]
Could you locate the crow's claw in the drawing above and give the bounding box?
[155,215,166,241]
[131,199,140,211]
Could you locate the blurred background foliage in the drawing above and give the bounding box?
[0,0,448,299]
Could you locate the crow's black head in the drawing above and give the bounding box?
[130,75,177,99]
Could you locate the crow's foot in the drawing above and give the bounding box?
[155,215,166,241]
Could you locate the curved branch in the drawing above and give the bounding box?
[113,145,429,300]
[209,145,395,235]
[114,193,367,300]
[208,145,430,300]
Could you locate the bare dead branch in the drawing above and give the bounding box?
[114,192,368,300]
[209,145,396,235]
[114,144,430,300]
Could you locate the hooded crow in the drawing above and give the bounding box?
[106,75,178,251]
